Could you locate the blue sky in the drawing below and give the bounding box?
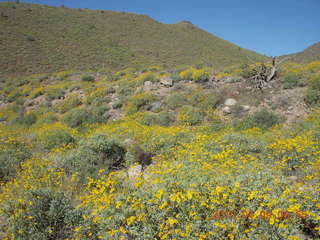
[3,0,320,56]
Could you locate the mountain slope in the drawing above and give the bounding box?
[0,2,267,77]
[285,42,320,63]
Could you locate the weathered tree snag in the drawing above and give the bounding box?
[246,56,290,92]
[266,57,277,83]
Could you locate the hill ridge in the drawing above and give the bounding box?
[0,2,267,77]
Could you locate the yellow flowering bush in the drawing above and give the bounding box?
[179,68,209,82]
[0,64,320,240]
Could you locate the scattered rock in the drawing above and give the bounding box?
[144,81,152,86]
[288,106,294,111]
[24,99,34,107]
[51,98,64,106]
[160,77,173,87]
[242,105,251,111]
[108,109,123,121]
[222,106,231,114]
[224,98,237,106]
[288,175,298,182]
[24,95,46,109]
[127,164,143,180]
[143,81,156,91]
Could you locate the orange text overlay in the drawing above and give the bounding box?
[211,209,308,220]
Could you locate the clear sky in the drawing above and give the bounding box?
[2,0,320,56]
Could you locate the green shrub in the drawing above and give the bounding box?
[166,93,188,109]
[0,139,31,182]
[236,109,281,130]
[105,86,116,94]
[140,72,158,83]
[54,71,73,81]
[81,75,95,82]
[199,94,221,109]
[87,105,110,124]
[57,95,81,113]
[304,89,320,107]
[240,63,252,78]
[31,88,45,99]
[222,133,266,154]
[38,113,58,124]
[12,112,37,126]
[283,73,304,89]
[125,93,157,115]
[304,73,320,107]
[141,111,175,126]
[177,105,203,126]
[62,106,109,128]
[41,129,75,151]
[7,91,22,103]
[187,90,205,106]
[112,100,123,109]
[26,35,35,42]
[84,89,111,106]
[45,88,65,101]
[308,73,320,90]
[62,134,127,181]
[4,189,83,240]
[62,107,88,128]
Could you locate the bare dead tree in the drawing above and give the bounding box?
[246,56,290,92]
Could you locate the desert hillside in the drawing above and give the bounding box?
[0,2,320,240]
[0,2,268,77]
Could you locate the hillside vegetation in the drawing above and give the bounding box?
[0,2,268,77]
[286,42,320,63]
[0,60,320,239]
